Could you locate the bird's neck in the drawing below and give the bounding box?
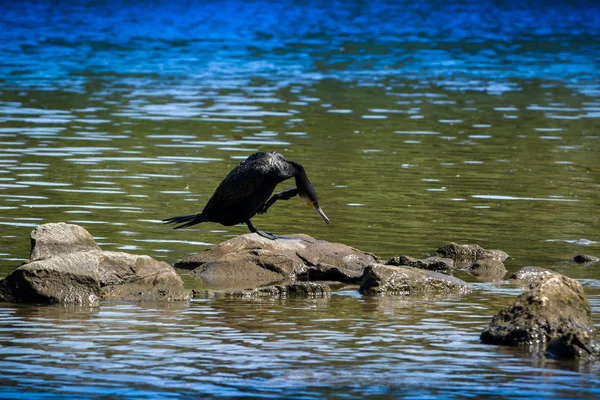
[291,163,318,201]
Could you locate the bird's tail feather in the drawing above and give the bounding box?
[162,213,207,229]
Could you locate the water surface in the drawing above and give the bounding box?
[0,0,599,398]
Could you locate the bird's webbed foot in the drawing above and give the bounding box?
[247,220,279,240]
[256,229,278,240]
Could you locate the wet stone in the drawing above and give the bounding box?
[386,255,454,272]
[481,272,599,359]
[546,332,600,361]
[479,249,510,262]
[358,264,471,296]
[573,254,599,264]
[510,266,556,283]
[198,282,332,298]
[29,222,101,261]
[468,259,507,280]
[0,252,102,304]
[0,223,189,305]
[176,233,379,290]
[436,242,485,266]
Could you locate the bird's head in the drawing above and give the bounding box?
[289,160,330,225]
[298,187,330,225]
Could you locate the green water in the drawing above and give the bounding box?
[1,80,598,268]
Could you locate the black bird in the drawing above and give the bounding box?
[163,151,329,240]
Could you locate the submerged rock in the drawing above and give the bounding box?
[199,282,332,298]
[480,272,600,360]
[176,233,379,290]
[386,255,454,272]
[573,254,599,264]
[467,258,507,280]
[546,332,600,361]
[358,264,470,296]
[0,223,189,305]
[436,242,484,266]
[436,242,509,267]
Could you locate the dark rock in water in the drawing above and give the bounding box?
[297,263,364,283]
[510,266,556,283]
[436,242,508,267]
[467,259,507,280]
[199,282,332,298]
[386,255,454,272]
[176,233,379,290]
[546,332,600,361]
[30,222,101,261]
[436,242,484,265]
[573,254,599,264]
[480,273,600,359]
[0,223,189,305]
[358,264,470,296]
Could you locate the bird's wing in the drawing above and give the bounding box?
[202,164,268,212]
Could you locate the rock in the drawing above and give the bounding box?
[436,242,509,267]
[0,223,189,304]
[358,264,471,296]
[30,222,101,261]
[297,263,364,283]
[176,233,379,290]
[386,255,454,272]
[510,266,556,283]
[0,252,101,304]
[480,273,599,359]
[573,254,599,264]
[197,282,331,298]
[436,242,484,266]
[99,251,190,302]
[479,249,510,262]
[546,332,600,361]
[468,259,507,280]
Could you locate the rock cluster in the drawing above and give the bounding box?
[175,233,472,298]
[385,242,509,281]
[1,223,597,363]
[0,223,189,305]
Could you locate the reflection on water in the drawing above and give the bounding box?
[0,0,599,397]
[0,291,599,398]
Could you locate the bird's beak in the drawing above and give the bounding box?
[307,201,330,224]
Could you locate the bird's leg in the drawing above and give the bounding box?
[258,187,298,214]
[246,220,278,240]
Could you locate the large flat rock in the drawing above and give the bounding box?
[175,233,380,290]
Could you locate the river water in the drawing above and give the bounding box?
[0,0,599,398]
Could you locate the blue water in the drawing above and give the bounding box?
[1,0,600,398]
[1,0,599,90]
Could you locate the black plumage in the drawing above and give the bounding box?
[163,151,329,239]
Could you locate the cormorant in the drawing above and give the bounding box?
[163,151,329,240]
